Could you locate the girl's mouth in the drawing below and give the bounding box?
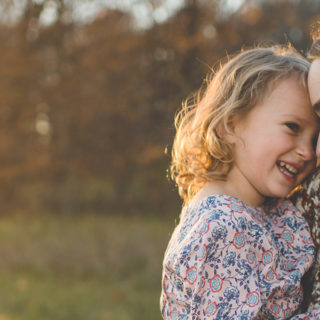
[276,160,299,182]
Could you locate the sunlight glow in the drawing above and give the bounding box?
[0,0,246,28]
[69,0,184,28]
[35,113,51,136]
[39,1,59,26]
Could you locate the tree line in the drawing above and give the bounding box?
[0,0,319,215]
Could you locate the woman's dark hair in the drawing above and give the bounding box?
[308,39,320,59]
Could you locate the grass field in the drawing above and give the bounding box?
[0,213,176,320]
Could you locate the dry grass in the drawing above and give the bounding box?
[0,213,176,320]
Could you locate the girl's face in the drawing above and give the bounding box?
[227,76,319,206]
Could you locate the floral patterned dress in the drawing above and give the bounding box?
[160,195,320,319]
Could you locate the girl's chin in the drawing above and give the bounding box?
[266,188,294,199]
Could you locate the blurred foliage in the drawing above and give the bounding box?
[0,0,319,215]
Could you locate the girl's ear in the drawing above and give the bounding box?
[217,117,238,144]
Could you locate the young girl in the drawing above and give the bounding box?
[160,46,320,319]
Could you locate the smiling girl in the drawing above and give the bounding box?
[161,46,320,319]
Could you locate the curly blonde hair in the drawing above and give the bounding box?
[171,46,310,203]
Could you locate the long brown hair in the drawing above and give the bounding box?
[308,38,320,59]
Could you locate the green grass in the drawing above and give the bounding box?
[0,213,176,320]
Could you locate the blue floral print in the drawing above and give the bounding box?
[160,195,320,319]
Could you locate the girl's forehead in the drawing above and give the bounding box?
[263,75,306,99]
[250,77,314,122]
[265,76,307,103]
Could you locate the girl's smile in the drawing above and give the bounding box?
[276,160,302,183]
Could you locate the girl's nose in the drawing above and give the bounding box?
[296,140,316,161]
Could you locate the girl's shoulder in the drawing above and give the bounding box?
[167,195,256,261]
[181,194,257,227]
[182,195,305,233]
[185,194,264,213]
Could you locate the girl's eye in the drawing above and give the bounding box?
[285,122,300,132]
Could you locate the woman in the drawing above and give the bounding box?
[291,38,320,311]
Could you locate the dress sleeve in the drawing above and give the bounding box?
[289,311,320,319]
[171,206,320,319]
[185,210,264,319]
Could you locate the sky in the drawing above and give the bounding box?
[0,0,245,28]
[66,0,186,28]
[1,0,185,27]
[70,0,245,28]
